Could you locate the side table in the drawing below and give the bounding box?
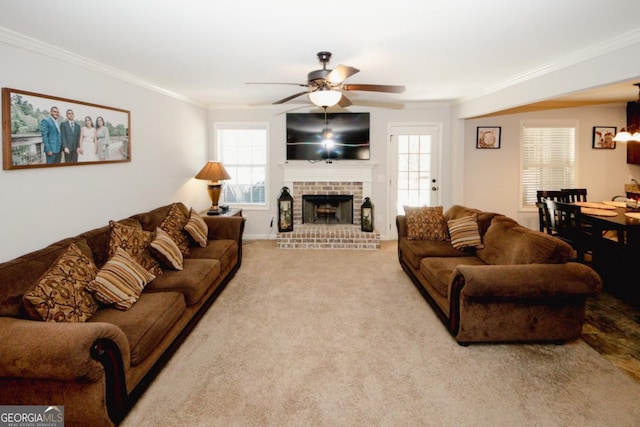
[203,208,242,217]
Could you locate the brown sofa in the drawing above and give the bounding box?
[397,205,602,345]
[0,202,244,426]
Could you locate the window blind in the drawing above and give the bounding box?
[521,124,576,209]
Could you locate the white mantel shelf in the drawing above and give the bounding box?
[280,161,378,183]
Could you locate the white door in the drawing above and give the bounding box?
[388,125,441,239]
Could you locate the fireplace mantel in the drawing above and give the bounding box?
[280,161,377,183]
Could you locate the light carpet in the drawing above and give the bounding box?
[122,240,640,426]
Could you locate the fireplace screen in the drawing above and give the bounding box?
[302,195,353,224]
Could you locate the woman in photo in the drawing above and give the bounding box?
[80,116,97,162]
[96,116,110,160]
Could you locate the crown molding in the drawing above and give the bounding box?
[460,27,640,103]
[0,26,206,108]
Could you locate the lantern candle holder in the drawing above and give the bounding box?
[361,197,374,232]
[278,187,294,232]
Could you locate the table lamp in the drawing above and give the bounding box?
[195,161,231,215]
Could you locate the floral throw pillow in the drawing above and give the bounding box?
[404,205,449,241]
[108,220,163,276]
[184,208,208,247]
[23,243,99,322]
[159,203,190,256]
[447,213,484,250]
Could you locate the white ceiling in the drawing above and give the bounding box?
[1,0,640,111]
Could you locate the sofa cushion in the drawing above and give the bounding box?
[87,247,156,310]
[159,203,191,256]
[89,291,186,366]
[184,208,208,247]
[22,243,99,322]
[145,259,221,305]
[188,239,238,273]
[404,205,449,240]
[447,214,484,250]
[420,256,487,298]
[400,238,471,270]
[476,216,573,265]
[108,220,163,276]
[150,228,184,271]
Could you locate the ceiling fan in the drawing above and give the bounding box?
[247,51,405,108]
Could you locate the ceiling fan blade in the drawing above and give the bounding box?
[338,94,352,107]
[342,83,405,93]
[246,82,308,87]
[273,91,309,104]
[326,65,360,84]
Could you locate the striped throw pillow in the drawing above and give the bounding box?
[87,247,156,310]
[184,208,208,247]
[150,227,184,270]
[447,214,484,250]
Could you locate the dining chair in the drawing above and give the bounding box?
[536,190,570,232]
[544,199,591,262]
[561,188,588,202]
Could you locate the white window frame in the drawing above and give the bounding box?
[519,120,578,211]
[215,122,270,211]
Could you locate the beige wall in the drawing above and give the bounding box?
[463,104,639,230]
[0,41,210,262]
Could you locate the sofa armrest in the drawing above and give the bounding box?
[396,215,408,239]
[449,263,602,301]
[203,216,245,242]
[0,317,130,382]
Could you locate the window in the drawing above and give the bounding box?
[520,121,576,210]
[216,123,268,208]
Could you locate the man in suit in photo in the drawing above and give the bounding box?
[60,109,82,163]
[41,106,61,164]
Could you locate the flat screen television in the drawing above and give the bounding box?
[286,112,370,161]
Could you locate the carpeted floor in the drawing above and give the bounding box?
[122,240,640,426]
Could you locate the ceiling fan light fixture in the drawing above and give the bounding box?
[309,89,342,107]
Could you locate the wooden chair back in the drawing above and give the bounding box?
[544,199,588,261]
[536,190,570,232]
[561,188,588,202]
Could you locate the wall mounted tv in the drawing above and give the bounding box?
[286,112,370,161]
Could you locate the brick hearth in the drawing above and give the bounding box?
[276,224,380,250]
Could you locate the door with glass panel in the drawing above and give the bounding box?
[389,125,440,239]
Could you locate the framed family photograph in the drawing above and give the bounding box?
[476,126,501,149]
[2,88,131,170]
[592,126,616,149]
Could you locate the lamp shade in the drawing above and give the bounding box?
[613,130,633,142]
[195,161,231,182]
[309,89,342,107]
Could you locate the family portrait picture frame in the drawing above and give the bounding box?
[592,126,616,149]
[2,88,131,170]
[476,126,501,149]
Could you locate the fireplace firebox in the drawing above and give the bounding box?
[302,195,353,224]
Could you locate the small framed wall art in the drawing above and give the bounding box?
[592,126,616,149]
[476,126,501,149]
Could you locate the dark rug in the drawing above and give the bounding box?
[583,291,640,383]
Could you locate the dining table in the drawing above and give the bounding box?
[574,201,640,287]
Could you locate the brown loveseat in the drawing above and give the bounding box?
[0,202,244,426]
[397,205,602,345]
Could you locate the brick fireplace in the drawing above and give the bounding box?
[276,162,380,249]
